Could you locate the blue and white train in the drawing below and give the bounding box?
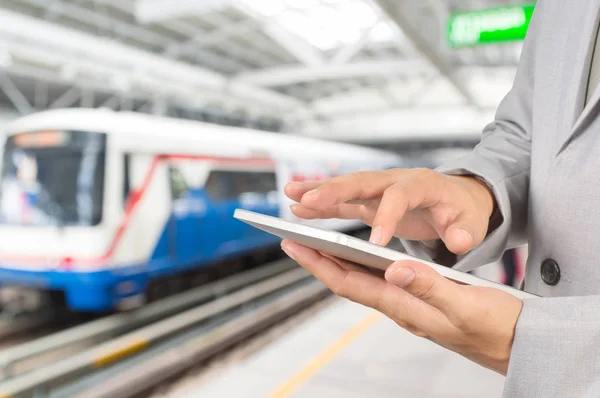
[0,109,403,312]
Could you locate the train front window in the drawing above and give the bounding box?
[0,130,106,227]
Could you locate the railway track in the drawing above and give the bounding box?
[0,249,288,351]
[0,230,377,397]
[0,307,85,351]
[76,279,330,398]
[0,257,324,397]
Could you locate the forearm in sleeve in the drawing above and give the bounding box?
[400,1,547,272]
[503,296,600,398]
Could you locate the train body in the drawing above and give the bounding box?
[0,109,403,312]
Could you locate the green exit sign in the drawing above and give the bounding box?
[448,4,535,47]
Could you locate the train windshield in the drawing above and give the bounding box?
[0,130,106,227]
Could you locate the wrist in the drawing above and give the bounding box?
[469,176,497,219]
[451,174,496,219]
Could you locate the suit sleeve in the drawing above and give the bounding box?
[401,4,600,397]
[400,3,543,272]
[502,296,600,397]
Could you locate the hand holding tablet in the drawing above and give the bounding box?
[234,209,536,300]
[234,208,528,375]
[234,170,530,375]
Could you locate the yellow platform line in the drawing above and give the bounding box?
[267,310,382,398]
[92,339,149,367]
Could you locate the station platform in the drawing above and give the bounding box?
[169,280,507,398]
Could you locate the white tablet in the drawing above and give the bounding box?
[234,209,537,299]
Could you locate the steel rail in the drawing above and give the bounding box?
[74,280,330,398]
[0,267,311,398]
[0,259,295,380]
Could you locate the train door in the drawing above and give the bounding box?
[167,164,203,266]
[202,169,279,260]
[122,153,174,270]
[201,169,242,260]
[239,170,279,219]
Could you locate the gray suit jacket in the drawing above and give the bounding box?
[401,1,600,396]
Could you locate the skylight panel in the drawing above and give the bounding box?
[239,0,395,51]
[338,1,378,29]
[242,0,285,17]
[370,21,397,43]
[277,10,338,50]
[285,0,318,9]
[309,5,361,45]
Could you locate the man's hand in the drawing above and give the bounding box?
[280,239,523,375]
[281,168,519,373]
[284,168,495,255]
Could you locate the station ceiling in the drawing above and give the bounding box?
[0,0,532,141]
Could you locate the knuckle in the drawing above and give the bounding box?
[347,171,367,183]
[375,283,399,315]
[413,279,437,301]
[452,304,480,332]
[407,326,430,339]
[330,273,350,299]
[392,319,430,339]
[454,313,477,333]
[357,205,371,223]
[387,182,407,194]
[383,183,408,201]
[414,167,436,179]
[329,281,346,297]
[387,168,406,180]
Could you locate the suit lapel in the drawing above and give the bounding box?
[558,1,600,154]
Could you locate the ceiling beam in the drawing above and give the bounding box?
[262,22,325,66]
[21,0,249,72]
[163,19,259,57]
[234,59,430,87]
[298,107,494,142]
[134,0,233,24]
[0,9,306,115]
[50,87,81,108]
[373,0,482,110]
[0,73,34,115]
[329,21,381,64]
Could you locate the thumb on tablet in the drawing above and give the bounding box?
[385,260,465,316]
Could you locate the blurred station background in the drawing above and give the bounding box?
[0,1,530,397]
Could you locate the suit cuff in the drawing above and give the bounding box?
[503,296,600,397]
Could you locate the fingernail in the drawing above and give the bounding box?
[281,244,297,261]
[369,226,383,245]
[389,266,415,287]
[458,228,472,241]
